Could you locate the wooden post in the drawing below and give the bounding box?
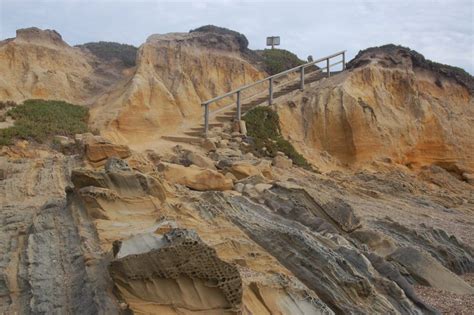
[204,103,209,137]
[236,91,241,121]
[327,58,330,77]
[300,66,305,91]
[269,78,273,105]
[342,51,346,70]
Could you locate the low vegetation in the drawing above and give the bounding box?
[77,41,138,67]
[259,49,305,75]
[243,106,311,169]
[0,99,89,146]
[190,25,249,52]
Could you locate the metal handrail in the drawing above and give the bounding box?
[202,50,346,136]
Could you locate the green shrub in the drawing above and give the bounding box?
[0,99,89,146]
[76,41,138,67]
[190,25,249,52]
[243,106,311,169]
[260,49,305,75]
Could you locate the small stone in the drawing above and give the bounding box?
[462,172,474,185]
[273,155,293,169]
[243,152,255,160]
[221,133,231,140]
[225,172,237,182]
[234,183,244,193]
[255,183,273,193]
[218,140,229,148]
[231,132,241,138]
[202,138,217,151]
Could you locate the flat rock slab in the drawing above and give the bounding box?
[389,246,474,295]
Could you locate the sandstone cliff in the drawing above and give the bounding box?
[90,30,266,144]
[276,45,474,176]
[0,27,127,105]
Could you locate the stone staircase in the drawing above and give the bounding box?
[162,50,346,144]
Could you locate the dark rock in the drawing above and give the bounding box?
[374,218,474,274]
[388,246,474,294]
[198,192,429,314]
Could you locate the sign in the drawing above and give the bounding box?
[266,36,280,49]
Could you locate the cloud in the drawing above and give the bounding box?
[0,0,472,73]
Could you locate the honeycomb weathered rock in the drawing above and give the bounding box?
[109,229,243,311]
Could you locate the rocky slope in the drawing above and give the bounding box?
[276,45,474,177]
[0,28,473,315]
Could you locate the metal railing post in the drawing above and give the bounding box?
[342,51,346,70]
[269,78,273,105]
[204,103,209,137]
[300,66,305,91]
[327,58,330,77]
[236,90,241,120]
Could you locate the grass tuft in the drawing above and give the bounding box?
[260,49,305,75]
[243,106,311,169]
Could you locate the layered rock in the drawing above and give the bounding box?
[110,229,243,312]
[90,30,266,144]
[276,45,474,174]
[0,27,126,104]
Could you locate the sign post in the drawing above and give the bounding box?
[266,36,280,49]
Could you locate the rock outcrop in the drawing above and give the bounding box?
[110,229,243,312]
[160,162,233,191]
[0,27,126,104]
[90,30,266,144]
[276,45,474,174]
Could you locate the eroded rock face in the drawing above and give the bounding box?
[110,229,243,312]
[84,135,132,166]
[90,30,266,143]
[0,152,119,314]
[0,27,126,104]
[160,162,233,191]
[198,192,435,314]
[277,46,474,173]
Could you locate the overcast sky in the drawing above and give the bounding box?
[1,0,473,73]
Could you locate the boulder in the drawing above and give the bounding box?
[85,137,131,166]
[231,162,261,179]
[185,151,216,170]
[109,229,243,311]
[160,162,233,191]
[230,160,272,180]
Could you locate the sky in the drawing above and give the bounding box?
[1,0,473,73]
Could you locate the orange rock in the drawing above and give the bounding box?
[85,141,131,165]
